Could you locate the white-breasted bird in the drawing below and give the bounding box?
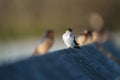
[62,28,79,48]
[33,30,54,56]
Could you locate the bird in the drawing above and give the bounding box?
[33,30,54,56]
[77,27,109,46]
[62,28,79,48]
[81,29,119,63]
[77,30,93,46]
[77,29,119,63]
[92,27,109,43]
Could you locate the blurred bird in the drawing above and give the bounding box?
[77,29,119,63]
[62,28,79,48]
[77,27,109,46]
[77,30,93,46]
[33,30,54,56]
[92,27,109,43]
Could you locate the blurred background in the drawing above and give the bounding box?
[0,0,120,65]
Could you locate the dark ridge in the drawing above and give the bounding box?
[0,45,120,80]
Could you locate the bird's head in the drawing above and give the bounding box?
[82,30,92,37]
[45,30,54,39]
[67,28,72,32]
[65,28,72,34]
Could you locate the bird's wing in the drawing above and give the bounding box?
[74,36,78,46]
[70,34,78,46]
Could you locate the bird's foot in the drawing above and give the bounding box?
[74,46,80,49]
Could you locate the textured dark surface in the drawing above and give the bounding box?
[102,40,120,60]
[0,45,120,80]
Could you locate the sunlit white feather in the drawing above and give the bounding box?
[62,30,76,48]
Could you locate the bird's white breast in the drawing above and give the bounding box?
[62,33,75,48]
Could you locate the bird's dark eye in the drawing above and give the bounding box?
[68,28,72,32]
